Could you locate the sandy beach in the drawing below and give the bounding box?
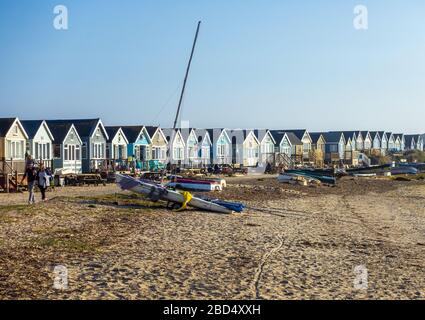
[0,175,424,300]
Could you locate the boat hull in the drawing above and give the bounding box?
[115,174,232,214]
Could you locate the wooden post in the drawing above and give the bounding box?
[6,173,9,193]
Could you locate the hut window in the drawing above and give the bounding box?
[76,145,81,160]
[64,145,69,160]
[82,143,87,159]
[53,145,61,158]
[35,142,39,159]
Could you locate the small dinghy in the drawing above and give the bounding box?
[166,177,222,191]
[352,173,377,177]
[115,174,233,214]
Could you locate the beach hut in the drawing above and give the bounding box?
[227,129,260,167]
[393,134,405,152]
[121,126,152,170]
[378,131,388,155]
[0,118,29,191]
[195,129,212,166]
[283,130,312,163]
[361,131,372,152]
[323,132,346,164]
[105,126,129,170]
[369,131,382,155]
[386,133,396,152]
[47,119,109,173]
[46,121,83,174]
[21,120,54,169]
[163,128,185,165]
[354,131,364,151]
[309,132,326,167]
[416,135,424,151]
[254,129,276,164]
[145,126,167,165]
[270,130,303,164]
[181,128,200,167]
[206,129,232,165]
[404,135,417,151]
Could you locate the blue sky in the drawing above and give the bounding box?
[0,0,424,132]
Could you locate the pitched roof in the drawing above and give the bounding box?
[105,126,120,142]
[404,135,416,146]
[180,128,196,142]
[195,129,211,144]
[329,131,356,142]
[45,121,75,142]
[270,130,302,145]
[205,128,229,144]
[0,118,16,136]
[46,119,107,139]
[20,120,44,139]
[369,131,381,140]
[323,132,344,143]
[282,129,307,141]
[309,132,325,144]
[162,128,184,144]
[120,126,145,143]
[104,126,129,143]
[285,132,303,145]
[361,131,370,139]
[145,126,160,139]
[254,129,276,144]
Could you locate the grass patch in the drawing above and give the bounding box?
[77,193,164,208]
[29,228,98,252]
[0,204,28,213]
[33,236,96,252]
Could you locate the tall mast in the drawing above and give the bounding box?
[173,21,201,129]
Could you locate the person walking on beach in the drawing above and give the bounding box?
[37,165,51,201]
[21,163,37,204]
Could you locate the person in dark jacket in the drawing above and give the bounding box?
[36,164,51,201]
[21,164,37,204]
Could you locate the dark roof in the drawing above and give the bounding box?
[120,126,144,143]
[323,132,344,143]
[360,131,370,138]
[180,128,196,141]
[0,118,16,136]
[394,134,404,140]
[269,130,285,144]
[329,131,357,141]
[145,126,160,139]
[227,129,250,142]
[385,132,393,139]
[270,130,302,145]
[45,120,75,142]
[205,128,227,144]
[105,126,121,142]
[369,131,380,140]
[286,132,303,145]
[195,129,210,144]
[404,135,416,146]
[46,119,103,138]
[282,129,307,141]
[162,128,182,143]
[309,132,325,144]
[21,120,44,139]
[253,129,275,144]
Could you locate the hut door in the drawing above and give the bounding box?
[232,137,237,164]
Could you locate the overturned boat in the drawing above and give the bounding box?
[115,174,235,214]
[165,176,223,191]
